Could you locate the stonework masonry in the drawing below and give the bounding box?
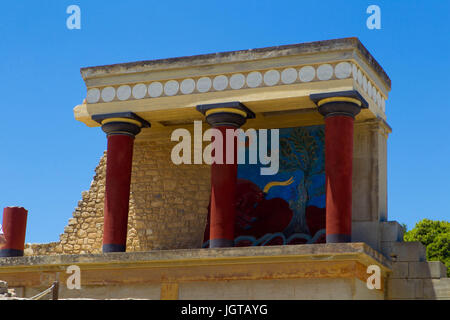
[24,137,210,255]
[18,121,449,301]
[25,120,388,256]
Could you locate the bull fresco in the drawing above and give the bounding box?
[203,125,326,247]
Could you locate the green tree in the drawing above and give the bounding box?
[404,219,450,277]
[279,127,324,234]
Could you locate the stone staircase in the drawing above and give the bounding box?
[378,221,449,299]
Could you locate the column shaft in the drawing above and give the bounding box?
[0,207,28,257]
[103,134,135,252]
[209,126,237,247]
[310,91,367,243]
[325,116,354,242]
[196,102,254,248]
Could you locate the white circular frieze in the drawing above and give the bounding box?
[86,88,100,103]
[101,87,116,102]
[197,77,212,93]
[317,64,333,80]
[132,84,147,99]
[368,83,373,99]
[281,68,297,84]
[213,75,228,91]
[148,82,163,98]
[117,85,131,101]
[335,62,352,79]
[299,66,315,82]
[164,80,179,96]
[246,71,262,88]
[357,69,363,86]
[230,73,245,90]
[363,75,368,92]
[263,70,280,86]
[352,64,358,81]
[180,78,195,94]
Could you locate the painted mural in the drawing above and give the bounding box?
[203,125,326,247]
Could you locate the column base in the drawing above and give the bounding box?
[0,249,24,257]
[209,239,234,248]
[326,234,351,243]
[102,244,126,253]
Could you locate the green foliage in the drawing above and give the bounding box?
[404,219,450,277]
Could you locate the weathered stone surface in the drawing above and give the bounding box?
[409,261,447,279]
[352,221,380,251]
[390,262,409,279]
[381,241,426,262]
[388,279,423,299]
[423,278,450,299]
[23,139,210,255]
[0,243,390,268]
[353,120,389,224]
[380,221,404,242]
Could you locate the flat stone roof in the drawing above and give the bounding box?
[80,37,391,90]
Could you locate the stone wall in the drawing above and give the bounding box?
[23,119,390,256]
[25,137,210,256]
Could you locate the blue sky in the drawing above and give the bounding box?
[0,0,449,243]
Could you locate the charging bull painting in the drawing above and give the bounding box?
[203,125,326,247]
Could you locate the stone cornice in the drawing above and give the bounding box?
[75,38,391,130]
[81,37,391,90]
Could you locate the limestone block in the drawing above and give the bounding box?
[388,279,423,299]
[409,261,447,279]
[390,262,409,279]
[352,221,380,250]
[423,278,450,299]
[382,241,426,262]
[77,230,87,237]
[380,221,404,242]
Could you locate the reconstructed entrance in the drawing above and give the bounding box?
[1,38,448,300]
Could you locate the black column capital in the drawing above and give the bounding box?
[196,101,255,128]
[310,90,368,119]
[92,112,151,137]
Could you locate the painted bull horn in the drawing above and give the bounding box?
[263,176,294,193]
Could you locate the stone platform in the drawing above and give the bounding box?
[0,243,389,299]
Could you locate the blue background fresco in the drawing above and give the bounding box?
[234,125,326,245]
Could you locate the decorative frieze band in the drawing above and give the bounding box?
[85,61,386,112]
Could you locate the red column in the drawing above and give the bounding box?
[103,134,135,252]
[91,112,150,253]
[310,91,366,243]
[0,207,28,257]
[209,126,238,247]
[324,116,354,242]
[196,102,255,248]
